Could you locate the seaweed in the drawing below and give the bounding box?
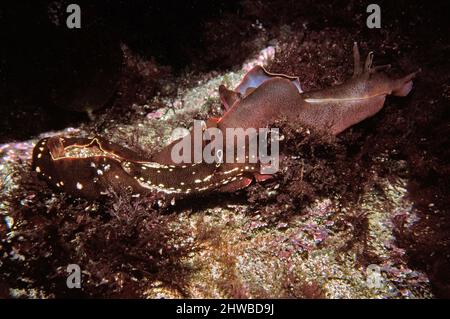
[0,164,195,298]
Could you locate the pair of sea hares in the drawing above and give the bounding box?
[32,43,419,199]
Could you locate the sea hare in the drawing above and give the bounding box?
[32,43,419,199]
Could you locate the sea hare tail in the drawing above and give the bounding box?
[392,69,421,96]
